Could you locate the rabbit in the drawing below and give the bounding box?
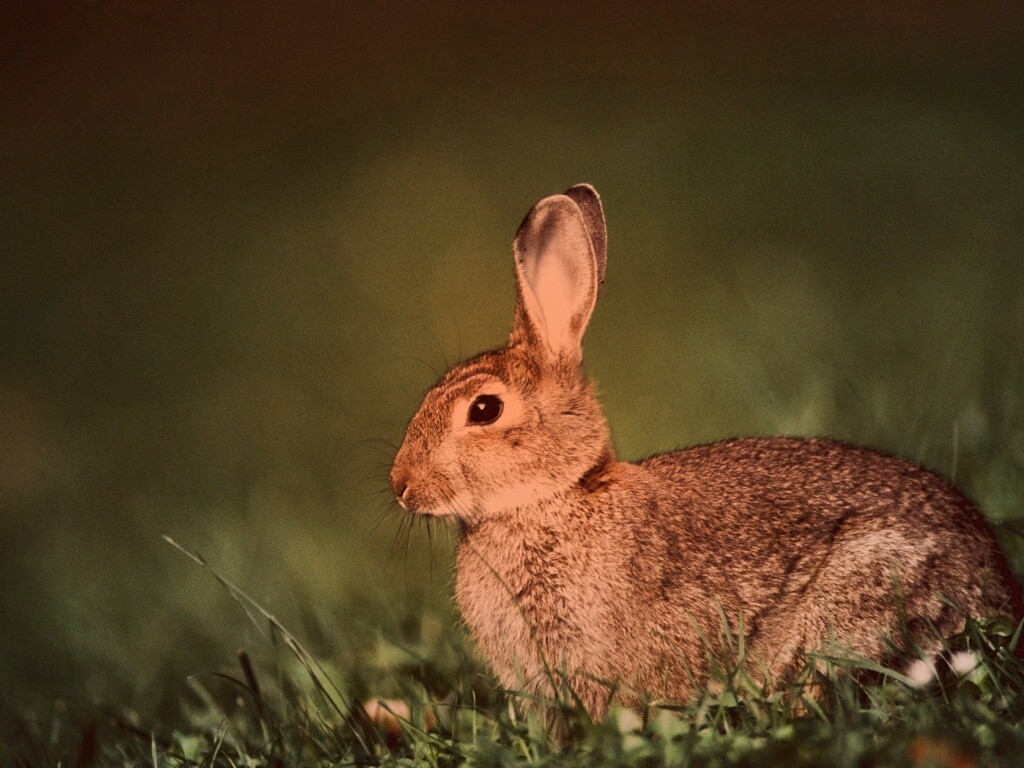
[389,183,1021,720]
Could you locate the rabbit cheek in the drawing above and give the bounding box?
[434,434,504,514]
[478,480,554,516]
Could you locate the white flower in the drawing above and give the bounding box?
[948,651,979,676]
[906,658,937,688]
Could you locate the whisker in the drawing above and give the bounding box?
[360,444,399,463]
[358,436,401,450]
[358,467,394,485]
[384,513,411,571]
[393,354,444,382]
[425,517,435,581]
[403,514,415,566]
[368,502,398,535]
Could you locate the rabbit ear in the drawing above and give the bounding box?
[564,184,607,293]
[512,193,599,361]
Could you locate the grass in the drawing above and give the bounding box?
[5,538,1024,767]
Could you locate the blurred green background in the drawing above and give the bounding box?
[2,2,1023,717]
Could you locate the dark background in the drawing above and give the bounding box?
[2,2,1023,714]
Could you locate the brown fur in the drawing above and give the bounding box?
[390,184,1020,720]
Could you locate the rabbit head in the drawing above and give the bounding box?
[390,185,614,523]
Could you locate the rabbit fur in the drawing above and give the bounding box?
[390,184,1020,719]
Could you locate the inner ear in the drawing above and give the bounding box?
[564,184,607,292]
[512,194,598,360]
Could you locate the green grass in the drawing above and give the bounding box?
[5,538,1024,767]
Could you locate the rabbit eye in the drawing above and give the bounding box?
[467,394,503,425]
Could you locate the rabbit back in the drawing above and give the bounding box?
[640,437,1015,672]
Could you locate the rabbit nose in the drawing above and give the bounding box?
[390,467,411,508]
[393,483,409,507]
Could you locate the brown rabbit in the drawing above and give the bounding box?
[389,184,1020,719]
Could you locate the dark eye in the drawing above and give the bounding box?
[467,394,503,425]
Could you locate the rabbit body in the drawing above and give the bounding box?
[456,436,1010,716]
[391,185,1018,718]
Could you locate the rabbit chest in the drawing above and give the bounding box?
[454,503,627,689]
